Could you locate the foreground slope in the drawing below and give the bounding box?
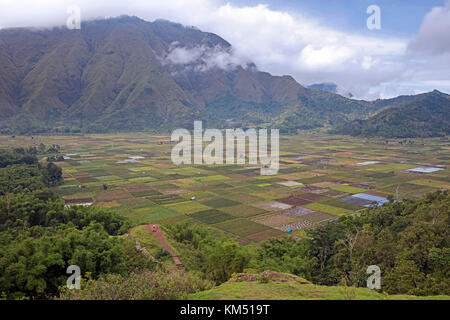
[189,271,450,300]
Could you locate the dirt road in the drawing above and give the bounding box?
[146,224,183,270]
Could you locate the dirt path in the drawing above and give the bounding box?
[146,224,184,270]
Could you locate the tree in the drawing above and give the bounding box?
[205,239,248,284]
[0,223,129,299]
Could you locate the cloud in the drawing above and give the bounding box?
[299,45,355,69]
[383,1,450,98]
[161,43,249,72]
[165,46,204,65]
[361,56,376,70]
[0,0,449,99]
[408,1,450,55]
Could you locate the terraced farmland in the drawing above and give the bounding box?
[1,133,448,243]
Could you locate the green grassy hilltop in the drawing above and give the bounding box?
[189,271,449,300]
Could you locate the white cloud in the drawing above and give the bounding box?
[299,45,355,69]
[160,43,249,72]
[361,56,375,70]
[383,0,450,98]
[165,46,204,65]
[0,0,449,99]
[408,1,450,55]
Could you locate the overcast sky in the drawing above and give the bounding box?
[0,0,449,100]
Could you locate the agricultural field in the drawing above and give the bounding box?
[1,133,448,243]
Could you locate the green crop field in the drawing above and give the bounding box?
[2,132,448,243]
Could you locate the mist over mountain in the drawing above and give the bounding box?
[307,83,353,98]
[0,16,447,136]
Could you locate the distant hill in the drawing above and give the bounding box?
[188,271,449,300]
[329,90,450,138]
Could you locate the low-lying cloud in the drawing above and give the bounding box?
[161,43,249,73]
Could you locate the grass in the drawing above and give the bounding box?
[187,272,450,300]
[330,185,368,194]
[304,203,352,216]
[195,175,231,183]
[189,209,236,224]
[200,197,241,208]
[118,197,155,209]
[214,219,270,237]
[130,189,162,197]
[320,198,363,210]
[220,204,267,217]
[128,225,164,256]
[409,179,450,189]
[165,201,211,214]
[149,194,185,205]
[134,205,181,223]
[179,190,218,200]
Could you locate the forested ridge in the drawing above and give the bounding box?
[330,90,450,138]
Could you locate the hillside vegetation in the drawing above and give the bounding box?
[330,90,450,138]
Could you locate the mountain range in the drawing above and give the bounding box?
[330,90,450,138]
[0,16,448,137]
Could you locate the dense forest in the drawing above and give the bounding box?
[0,149,63,196]
[0,148,132,298]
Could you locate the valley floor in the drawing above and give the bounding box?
[1,132,448,243]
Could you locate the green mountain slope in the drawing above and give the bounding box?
[0,16,382,134]
[330,90,450,138]
[0,16,447,135]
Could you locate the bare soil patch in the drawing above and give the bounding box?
[245,229,286,242]
[252,214,297,227]
[276,196,311,206]
[64,197,94,204]
[160,188,188,195]
[252,201,292,211]
[125,185,154,192]
[96,189,131,202]
[297,193,329,201]
[281,207,315,217]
